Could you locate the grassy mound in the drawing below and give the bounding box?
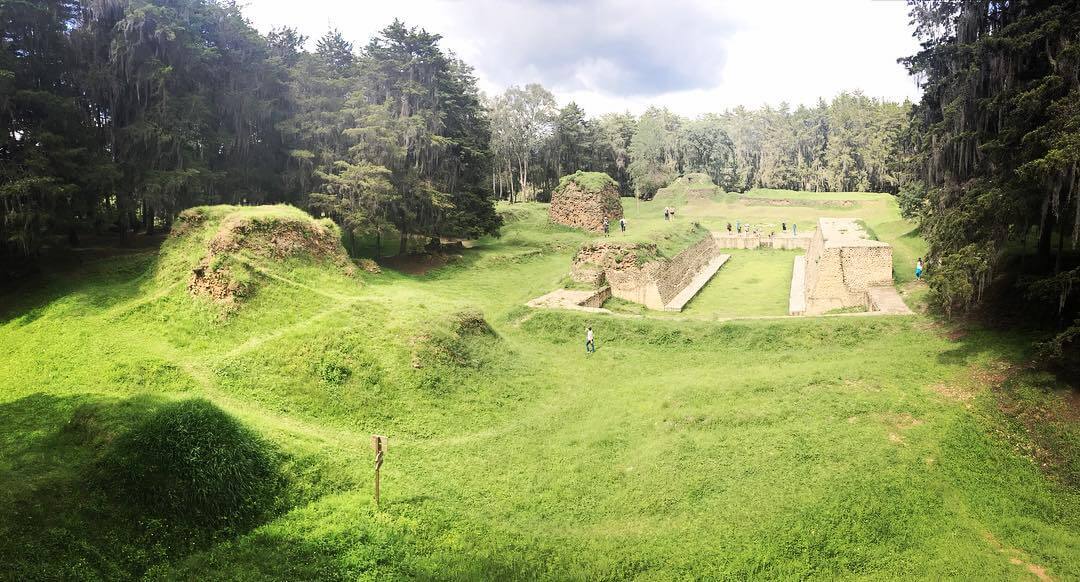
[95,398,282,527]
[654,172,724,202]
[555,170,618,194]
[172,205,351,307]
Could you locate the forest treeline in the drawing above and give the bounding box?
[488,86,911,201]
[1,0,909,268]
[2,0,498,263]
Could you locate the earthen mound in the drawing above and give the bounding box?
[174,206,351,308]
[549,171,623,232]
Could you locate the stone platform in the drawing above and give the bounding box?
[789,255,806,316]
[527,287,612,313]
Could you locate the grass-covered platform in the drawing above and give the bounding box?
[0,193,1077,579]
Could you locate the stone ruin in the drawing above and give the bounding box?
[789,218,910,316]
[549,171,624,232]
[567,237,729,311]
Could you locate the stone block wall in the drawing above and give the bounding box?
[598,235,724,310]
[580,286,612,308]
[606,262,665,309]
[654,236,722,306]
[712,234,812,250]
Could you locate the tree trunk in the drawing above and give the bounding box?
[119,202,130,243]
[1037,206,1056,270]
[375,229,382,258]
[144,201,155,235]
[398,229,408,256]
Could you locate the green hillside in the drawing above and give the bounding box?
[1,199,1077,579]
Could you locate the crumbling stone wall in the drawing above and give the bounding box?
[549,172,624,232]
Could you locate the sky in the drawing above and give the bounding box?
[242,0,923,116]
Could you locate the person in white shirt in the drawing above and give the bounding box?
[586,326,595,353]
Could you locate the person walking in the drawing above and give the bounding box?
[602,217,610,235]
[915,257,924,280]
[726,222,732,234]
[585,326,595,354]
[736,219,741,233]
[782,222,787,233]
[792,223,797,237]
[664,207,670,221]
[619,217,627,233]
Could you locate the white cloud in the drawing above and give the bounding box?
[241,0,922,115]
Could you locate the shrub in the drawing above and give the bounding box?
[452,309,495,336]
[94,399,281,527]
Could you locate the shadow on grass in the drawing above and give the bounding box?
[0,392,285,579]
[0,251,161,326]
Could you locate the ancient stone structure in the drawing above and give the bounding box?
[792,218,910,315]
[569,236,730,311]
[549,171,624,232]
[712,232,811,250]
[527,287,612,312]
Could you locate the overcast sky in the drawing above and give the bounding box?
[242,0,923,116]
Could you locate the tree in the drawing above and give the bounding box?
[489,84,556,202]
[680,115,738,190]
[595,112,636,196]
[902,0,1080,344]
[628,106,681,199]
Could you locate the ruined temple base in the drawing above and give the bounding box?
[789,218,915,317]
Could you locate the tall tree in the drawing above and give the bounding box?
[903,0,1080,324]
[628,106,681,199]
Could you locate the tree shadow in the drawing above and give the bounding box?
[0,392,283,579]
[0,249,164,326]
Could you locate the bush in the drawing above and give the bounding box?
[94,399,281,527]
[452,309,495,336]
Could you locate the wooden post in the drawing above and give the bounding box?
[372,435,387,507]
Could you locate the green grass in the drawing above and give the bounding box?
[557,170,619,193]
[744,188,894,201]
[682,249,798,318]
[0,198,1077,579]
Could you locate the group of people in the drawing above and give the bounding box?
[602,217,627,235]
[724,221,798,236]
[663,207,677,221]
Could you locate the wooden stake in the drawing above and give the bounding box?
[372,435,387,507]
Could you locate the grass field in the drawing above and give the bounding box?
[0,186,1077,580]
